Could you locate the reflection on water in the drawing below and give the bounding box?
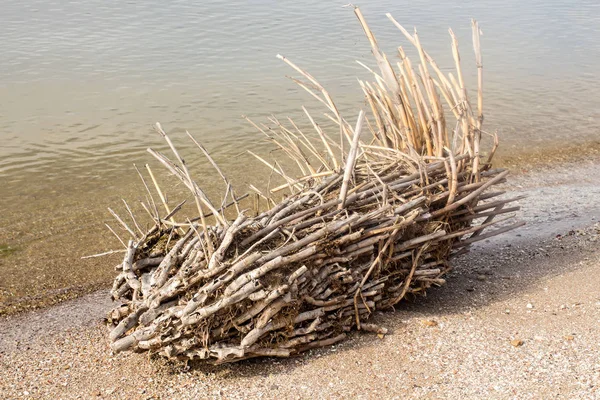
[0,0,599,311]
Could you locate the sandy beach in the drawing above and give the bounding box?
[0,158,599,399]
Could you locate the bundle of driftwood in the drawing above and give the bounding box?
[106,8,523,364]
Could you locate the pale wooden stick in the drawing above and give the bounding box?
[134,164,159,220]
[391,245,427,305]
[471,19,483,181]
[270,171,335,193]
[122,199,144,236]
[81,249,127,259]
[248,150,302,191]
[105,223,126,248]
[186,131,241,214]
[277,54,352,145]
[108,208,137,239]
[444,147,458,205]
[302,106,339,170]
[339,110,366,209]
[145,164,176,226]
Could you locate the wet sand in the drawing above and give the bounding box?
[1,159,599,399]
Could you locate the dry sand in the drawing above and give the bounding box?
[1,160,599,399]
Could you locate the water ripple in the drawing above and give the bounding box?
[0,0,599,186]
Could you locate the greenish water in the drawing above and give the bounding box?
[0,245,18,257]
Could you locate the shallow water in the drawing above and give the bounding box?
[1,0,599,312]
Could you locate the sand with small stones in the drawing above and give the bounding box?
[1,160,599,400]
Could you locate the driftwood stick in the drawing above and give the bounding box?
[354,224,400,329]
[122,199,144,237]
[145,164,177,227]
[108,208,137,239]
[105,224,127,248]
[453,221,526,248]
[339,110,366,209]
[81,249,127,259]
[208,213,246,270]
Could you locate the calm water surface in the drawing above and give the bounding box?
[1,0,599,310]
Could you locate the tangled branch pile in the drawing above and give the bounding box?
[106,8,523,364]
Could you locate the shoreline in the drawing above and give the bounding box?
[493,139,600,172]
[1,144,599,317]
[3,153,600,327]
[1,157,599,398]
